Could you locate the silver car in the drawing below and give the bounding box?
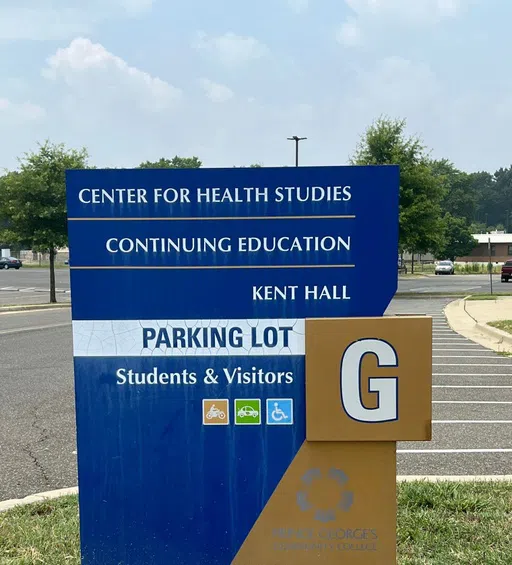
[435,260,454,275]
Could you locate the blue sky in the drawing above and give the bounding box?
[0,0,510,172]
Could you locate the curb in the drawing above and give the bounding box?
[0,303,71,313]
[0,487,78,513]
[3,476,512,513]
[475,322,512,346]
[396,293,467,299]
[444,297,512,353]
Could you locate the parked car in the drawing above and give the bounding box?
[501,260,512,282]
[435,260,454,275]
[0,256,22,270]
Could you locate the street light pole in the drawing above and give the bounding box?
[287,136,307,167]
[488,236,493,295]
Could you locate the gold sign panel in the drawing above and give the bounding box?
[306,317,432,442]
[232,441,396,565]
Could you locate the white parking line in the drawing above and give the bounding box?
[398,449,512,454]
[433,420,512,424]
[433,385,512,389]
[433,401,512,404]
[0,323,71,336]
[432,356,502,359]
[433,341,473,344]
[433,348,485,351]
[434,363,512,367]
[434,373,512,376]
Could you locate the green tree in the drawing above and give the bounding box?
[0,141,89,303]
[351,117,446,269]
[469,221,487,234]
[139,156,202,169]
[436,213,477,261]
[430,159,476,221]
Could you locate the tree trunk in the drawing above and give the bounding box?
[411,252,415,274]
[49,248,57,304]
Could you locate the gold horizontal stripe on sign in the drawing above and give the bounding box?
[67,215,356,221]
[71,264,356,270]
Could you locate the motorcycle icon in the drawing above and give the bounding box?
[206,404,226,420]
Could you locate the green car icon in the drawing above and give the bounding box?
[237,406,259,418]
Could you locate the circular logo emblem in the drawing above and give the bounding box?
[296,468,354,522]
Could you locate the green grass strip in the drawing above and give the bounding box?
[1,482,512,564]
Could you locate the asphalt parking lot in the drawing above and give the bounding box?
[0,294,511,502]
[387,298,512,476]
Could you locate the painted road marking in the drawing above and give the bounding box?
[433,401,512,404]
[432,348,494,351]
[0,323,71,336]
[434,373,512,376]
[434,363,512,367]
[398,449,512,454]
[432,356,504,359]
[433,385,512,389]
[433,420,512,424]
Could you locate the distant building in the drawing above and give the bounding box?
[457,233,512,264]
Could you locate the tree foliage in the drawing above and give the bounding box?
[0,140,89,302]
[351,117,446,255]
[139,156,202,169]
[430,159,476,221]
[436,213,477,261]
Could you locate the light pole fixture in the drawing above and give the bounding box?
[287,136,307,167]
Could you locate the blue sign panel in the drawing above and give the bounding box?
[66,165,399,564]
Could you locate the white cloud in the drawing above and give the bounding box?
[0,98,45,121]
[42,38,182,113]
[193,32,269,67]
[287,0,309,13]
[0,0,154,40]
[199,79,234,103]
[337,18,363,46]
[352,57,440,112]
[345,0,462,23]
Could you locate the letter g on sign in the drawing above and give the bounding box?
[340,339,398,423]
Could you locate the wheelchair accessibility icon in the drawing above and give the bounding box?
[266,399,293,425]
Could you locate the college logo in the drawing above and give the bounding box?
[296,468,354,523]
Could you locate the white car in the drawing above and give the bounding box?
[435,260,454,275]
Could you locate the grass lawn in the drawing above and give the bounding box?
[1,482,511,564]
[489,319,512,334]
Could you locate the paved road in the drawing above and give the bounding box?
[1,269,507,307]
[0,310,74,500]
[398,273,503,294]
[0,268,70,306]
[0,268,70,289]
[1,298,511,501]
